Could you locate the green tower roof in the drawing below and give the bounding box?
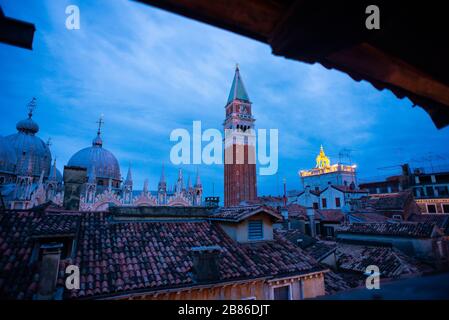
[226,65,250,105]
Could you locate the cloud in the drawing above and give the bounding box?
[1,0,449,197]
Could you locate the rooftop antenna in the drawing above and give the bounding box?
[338,148,353,165]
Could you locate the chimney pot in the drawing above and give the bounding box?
[191,246,221,282]
[35,243,63,300]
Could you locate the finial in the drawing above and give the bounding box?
[27,97,37,118]
[96,114,104,135]
[46,137,52,148]
[235,63,239,71]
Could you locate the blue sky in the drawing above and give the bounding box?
[1,0,449,198]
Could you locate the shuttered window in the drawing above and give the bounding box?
[248,220,263,240]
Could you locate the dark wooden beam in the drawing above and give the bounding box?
[136,0,290,43]
[0,7,35,50]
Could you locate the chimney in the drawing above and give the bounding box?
[191,246,221,282]
[205,196,220,208]
[306,207,316,237]
[63,166,87,210]
[35,243,63,300]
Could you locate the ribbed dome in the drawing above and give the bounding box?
[5,112,52,179]
[0,136,17,174]
[67,133,120,181]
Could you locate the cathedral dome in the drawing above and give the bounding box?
[0,136,17,174]
[4,108,52,178]
[67,131,121,182]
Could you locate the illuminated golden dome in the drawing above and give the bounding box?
[315,145,330,169]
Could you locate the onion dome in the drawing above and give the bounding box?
[0,136,17,174]
[67,118,121,182]
[4,99,52,177]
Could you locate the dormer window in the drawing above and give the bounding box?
[248,220,263,240]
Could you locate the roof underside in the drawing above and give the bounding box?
[136,0,449,128]
[0,7,35,50]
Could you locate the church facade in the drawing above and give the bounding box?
[0,100,202,211]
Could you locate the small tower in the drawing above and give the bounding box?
[175,168,184,194]
[193,168,203,206]
[13,151,35,208]
[223,65,257,206]
[158,164,167,204]
[46,158,59,201]
[123,164,133,204]
[85,165,97,204]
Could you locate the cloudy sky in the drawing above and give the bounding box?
[1,0,449,198]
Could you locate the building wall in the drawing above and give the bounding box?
[416,198,449,214]
[302,171,356,192]
[118,273,326,300]
[217,214,274,242]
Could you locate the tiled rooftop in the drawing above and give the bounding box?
[408,214,449,235]
[337,222,438,238]
[336,243,425,278]
[0,209,323,299]
[211,205,281,222]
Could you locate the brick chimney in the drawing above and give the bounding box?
[191,246,221,282]
[63,166,87,210]
[35,243,63,300]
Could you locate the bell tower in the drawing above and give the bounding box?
[223,65,257,207]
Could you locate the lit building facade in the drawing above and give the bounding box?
[299,146,357,192]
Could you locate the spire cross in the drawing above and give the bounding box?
[27,97,37,118]
[96,115,104,134]
[46,137,52,147]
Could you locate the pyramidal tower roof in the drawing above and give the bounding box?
[227,64,250,105]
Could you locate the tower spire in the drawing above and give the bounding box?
[226,64,250,105]
[160,163,166,183]
[124,163,133,186]
[195,167,201,187]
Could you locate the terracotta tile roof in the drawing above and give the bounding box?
[286,204,307,219]
[315,209,345,223]
[276,229,316,249]
[296,190,321,197]
[276,230,336,261]
[0,210,323,299]
[331,185,369,194]
[347,212,391,223]
[337,222,438,238]
[364,190,414,211]
[408,214,449,234]
[32,214,80,237]
[286,206,345,223]
[304,242,337,261]
[211,205,282,222]
[324,270,353,295]
[336,244,424,278]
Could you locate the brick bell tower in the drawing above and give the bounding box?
[224,65,257,207]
